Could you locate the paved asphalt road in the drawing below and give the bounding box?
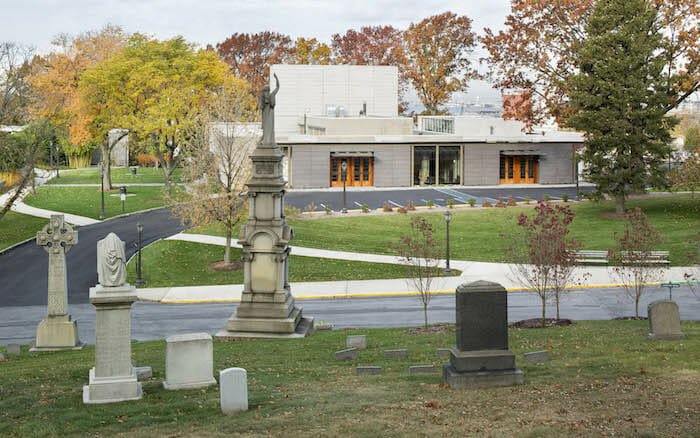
[285,185,593,211]
[0,208,185,307]
[1,286,698,344]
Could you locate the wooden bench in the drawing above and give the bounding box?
[573,250,670,265]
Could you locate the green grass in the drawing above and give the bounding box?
[279,195,698,266]
[0,212,48,251]
[1,321,698,437]
[23,186,169,219]
[126,240,457,287]
[45,166,182,185]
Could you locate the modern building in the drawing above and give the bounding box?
[244,65,583,189]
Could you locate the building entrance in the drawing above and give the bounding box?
[499,155,538,184]
[330,156,373,187]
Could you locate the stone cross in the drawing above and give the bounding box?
[36,215,77,317]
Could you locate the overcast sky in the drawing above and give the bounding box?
[0,0,513,103]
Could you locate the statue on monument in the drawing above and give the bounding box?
[260,73,280,146]
[97,232,127,287]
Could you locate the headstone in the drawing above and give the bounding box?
[409,365,436,374]
[83,233,142,404]
[346,335,367,350]
[316,323,333,331]
[7,344,21,354]
[335,348,358,361]
[135,366,152,381]
[436,348,451,358]
[0,352,5,361]
[164,333,217,390]
[220,368,248,414]
[31,215,83,352]
[648,300,686,340]
[217,75,313,339]
[443,281,524,389]
[523,351,550,364]
[356,366,382,376]
[384,349,408,360]
[108,129,129,167]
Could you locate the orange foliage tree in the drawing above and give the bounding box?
[403,12,478,114]
[483,0,700,125]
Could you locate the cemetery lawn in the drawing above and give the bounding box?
[283,194,700,266]
[23,186,168,219]
[0,212,47,251]
[44,167,182,185]
[126,240,458,286]
[1,320,698,437]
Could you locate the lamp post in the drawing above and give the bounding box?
[135,222,144,286]
[341,160,348,213]
[99,165,106,219]
[120,186,127,213]
[444,209,452,274]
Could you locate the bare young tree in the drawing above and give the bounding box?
[609,208,666,318]
[390,216,442,328]
[0,42,33,125]
[510,201,580,327]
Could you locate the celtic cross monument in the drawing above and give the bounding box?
[31,214,83,351]
[218,74,313,338]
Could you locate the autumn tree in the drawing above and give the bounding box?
[510,201,580,327]
[0,42,33,125]
[80,35,228,192]
[389,216,442,328]
[609,208,665,318]
[171,74,257,265]
[293,38,331,65]
[403,12,478,114]
[684,124,700,153]
[670,154,700,197]
[483,0,700,126]
[568,0,676,214]
[28,26,126,168]
[216,32,293,95]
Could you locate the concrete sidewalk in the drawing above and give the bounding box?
[148,232,697,304]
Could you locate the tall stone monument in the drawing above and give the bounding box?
[83,232,142,404]
[443,281,524,388]
[218,74,313,338]
[31,215,83,351]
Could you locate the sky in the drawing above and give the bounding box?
[0,0,514,104]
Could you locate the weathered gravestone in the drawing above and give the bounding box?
[31,215,83,352]
[164,333,217,390]
[217,75,313,339]
[347,335,367,350]
[409,365,436,374]
[648,300,686,340]
[83,233,142,404]
[335,348,358,361]
[220,367,248,414]
[6,344,21,355]
[356,366,383,376]
[443,281,524,389]
[523,351,550,364]
[384,349,408,359]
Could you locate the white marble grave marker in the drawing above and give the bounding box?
[220,367,248,414]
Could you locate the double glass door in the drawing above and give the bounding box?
[330,157,373,187]
[500,155,538,184]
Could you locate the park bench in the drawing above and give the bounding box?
[573,250,670,265]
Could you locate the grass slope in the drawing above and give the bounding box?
[126,240,457,287]
[0,212,47,251]
[0,321,698,437]
[45,167,181,185]
[23,186,167,220]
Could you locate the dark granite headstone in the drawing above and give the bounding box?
[456,281,508,351]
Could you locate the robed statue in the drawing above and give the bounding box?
[97,232,127,287]
[260,73,280,146]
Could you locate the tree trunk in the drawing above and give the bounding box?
[635,297,639,319]
[423,302,428,328]
[0,167,32,221]
[100,143,113,191]
[541,298,546,328]
[615,194,625,216]
[224,229,232,265]
[555,291,560,321]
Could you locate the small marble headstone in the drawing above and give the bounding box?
[7,344,20,355]
[523,351,549,364]
[356,366,382,375]
[384,349,408,359]
[220,368,248,414]
[347,335,367,350]
[135,366,153,381]
[648,300,686,340]
[0,352,5,361]
[335,348,358,361]
[164,333,217,390]
[436,348,451,358]
[409,365,436,374]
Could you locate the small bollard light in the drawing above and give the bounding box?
[120,186,127,213]
[341,160,348,213]
[99,165,106,219]
[136,222,144,286]
[444,209,452,274]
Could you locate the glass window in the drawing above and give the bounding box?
[363,158,370,180]
[528,157,536,179]
[499,156,505,179]
[520,157,527,179]
[353,158,360,181]
[331,159,338,181]
[508,157,514,179]
[414,146,436,185]
[438,146,461,184]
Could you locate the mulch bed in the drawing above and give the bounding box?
[208,260,244,272]
[510,318,574,329]
[406,324,452,335]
